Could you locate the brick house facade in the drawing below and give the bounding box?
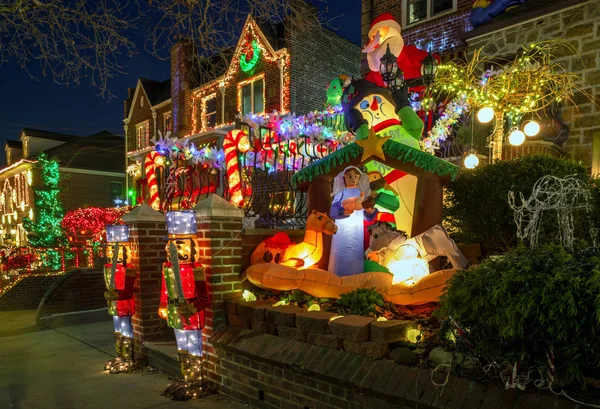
[1,129,125,246]
[361,0,600,170]
[124,15,360,199]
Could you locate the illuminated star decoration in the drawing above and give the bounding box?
[355,127,390,162]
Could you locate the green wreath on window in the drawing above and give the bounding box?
[240,40,260,72]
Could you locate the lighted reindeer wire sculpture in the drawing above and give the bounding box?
[508,175,597,250]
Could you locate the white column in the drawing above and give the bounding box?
[219,81,226,124]
[278,57,285,113]
[151,108,157,139]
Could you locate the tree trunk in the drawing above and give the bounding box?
[492,111,505,161]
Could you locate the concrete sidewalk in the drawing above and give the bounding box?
[0,310,248,409]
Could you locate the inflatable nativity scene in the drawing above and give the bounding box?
[244,15,468,305]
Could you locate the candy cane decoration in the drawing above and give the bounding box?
[144,151,161,211]
[224,129,251,207]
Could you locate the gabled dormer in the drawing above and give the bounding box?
[19,128,79,159]
[4,140,23,166]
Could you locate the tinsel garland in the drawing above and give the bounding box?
[292,141,460,186]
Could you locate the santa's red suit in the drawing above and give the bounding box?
[363,13,439,85]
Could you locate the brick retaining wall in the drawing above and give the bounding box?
[0,275,62,310]
[37,268,106,317]
[207,325,566,409]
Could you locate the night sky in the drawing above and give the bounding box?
[0,0,362,165]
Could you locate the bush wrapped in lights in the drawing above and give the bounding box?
[62,207,130,242]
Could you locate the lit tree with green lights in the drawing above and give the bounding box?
[22,154,66,270]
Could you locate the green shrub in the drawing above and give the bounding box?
[444,154,592,254]
[336,288,385,317]
[438,245,600,385]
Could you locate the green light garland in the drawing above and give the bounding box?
[22,153,66,270]
[240,40,260,72]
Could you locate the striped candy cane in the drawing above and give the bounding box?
[223,129,251,207]
[144,151,161,211]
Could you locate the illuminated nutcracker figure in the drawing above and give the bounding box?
[159,210,210,400]
[103,224,136,373]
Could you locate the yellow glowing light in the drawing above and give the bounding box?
[523,120,540,137]
[476,107,494,123]
[155,156,165,167]
[464,153,479,169]
[272,300,287,307]
[242,290,256,302]
[387,258,430,285]
[307,304,320,312]
[329,315,343,322]
[28,209,33,220]
[27,170,32,186]
[10,229,16,235]
[377,317,388,322]
[508,129,525,146]
[406,329,421,343]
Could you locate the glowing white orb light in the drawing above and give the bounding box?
[509,129,526,146]
[477,107,494,123]
[523,120,541,137]
[464,153,479,169]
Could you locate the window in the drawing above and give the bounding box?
[404,0,455,26]
[204,95,217,129]
[239,76,264,116]
[136,121,150,149]
[163,112,172,133]
[110,181,124,205]
[140,96,145,108]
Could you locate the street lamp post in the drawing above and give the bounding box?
[379,44,404,91]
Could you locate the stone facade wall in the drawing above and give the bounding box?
[466,1,600,166]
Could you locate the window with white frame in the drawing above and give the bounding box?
[239,76,264,116]
[136,121,150,149]
[140,95,145,108]
[204,95,217,129]
[404,0,456,26]
[163,111,172,133]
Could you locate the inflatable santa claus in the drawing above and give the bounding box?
[362,13,437,87]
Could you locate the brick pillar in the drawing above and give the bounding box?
[121,204,169,360]
[192,194,244,384]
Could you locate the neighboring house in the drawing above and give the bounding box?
[361,0,600,170]
[124,14,361,199]
[1,129,125,246]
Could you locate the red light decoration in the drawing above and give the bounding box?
[62,207,130,242]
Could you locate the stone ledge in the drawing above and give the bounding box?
[210,325,573,409]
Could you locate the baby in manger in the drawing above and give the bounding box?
[366,222,468,285]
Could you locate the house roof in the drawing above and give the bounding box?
[40,131,125,173]
[463,0,587,40]
[139,78,172,106]
[292,141,460,188]
[5,140,22,149]
[20,127,80,142]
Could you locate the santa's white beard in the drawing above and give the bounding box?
[366,38,404,72]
